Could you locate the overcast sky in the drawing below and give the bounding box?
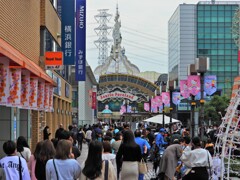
[86,0,203,73]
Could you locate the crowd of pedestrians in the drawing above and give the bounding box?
[0,122,221,180]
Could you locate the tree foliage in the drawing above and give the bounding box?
[204,95,230,125]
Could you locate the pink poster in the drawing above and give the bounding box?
[188,75,200,96]
[151,98,158,112]
[154,96,162,107]
[162,92,170,106]
[37,80,45,110]
[21,70,30,109]
[48,86,54,112]
[8,68,21,107]
[180,80,190,98]
[144,102,150,111]
[172,92,181,105]
[44,84,50,111]
[0,58,9,105]
[29,77,38,109]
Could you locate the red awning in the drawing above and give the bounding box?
[0,38,56,86]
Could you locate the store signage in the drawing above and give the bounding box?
[45,52,63,70]
[97,91,138,101]
[61,0,75,65]
[75,0,86,81]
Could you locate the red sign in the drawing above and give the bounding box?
[92,92,97,109]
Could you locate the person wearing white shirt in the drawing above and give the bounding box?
[181,137,213,180]
[0,140,30,180]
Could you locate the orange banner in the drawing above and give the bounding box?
[45,52,63,66]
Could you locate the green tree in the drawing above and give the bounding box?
[204,95,230,125]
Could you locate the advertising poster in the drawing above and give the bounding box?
[144,103,150,112]
[204,75,217,95]
[188,75,200,96]
[21,70,30,109]
[29,77,38,109]
[0,58,9,105]
[37,80,45,110]
[44,84,50,111]
[172,92,181,105]
[8,68,21,107]
[88,89,92,108]
[48,86,54,112]
[154,96,162,107]
[162,92,170,106]
[180,80,190,98]
[151,98,158,112]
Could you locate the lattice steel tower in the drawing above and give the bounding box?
[94,9,112,65]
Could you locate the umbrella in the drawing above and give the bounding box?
[143,114,180,124]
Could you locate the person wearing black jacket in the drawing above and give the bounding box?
[43,126,51,140]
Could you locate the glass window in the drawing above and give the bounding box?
[205,28,211,33]
[211,44,217,48]
[224,17,232,22]
[198,44,204,49]
[198,11,204,16]
[225,60,231,65]
[211,65,218,71]
[232,49,238,54]
[225,66,231,71]
[217,17,225,22]
[218,60,225,65]
[211,27,217,33]
[205,11,211,16]
[218,6,224,10]
[211,34,218,38]
[211,11,218,16]
[218,50,225,55]
[218,28,224,33]
[198,28,204,33]
[225,11,232,16]
[218,34,224,38]
[232,66,238,71]
[225,50,231,55]
[211,49,218,55]
[198,5,204,10]
[211,17,217,22]
[205,17,211,22]
[225,44,231,49]
[218,76,225,81]
[225,6,231,10]
[198,17,204,22]
[205,6,211,10]
[218,66,224,71]
[218,44,224,49]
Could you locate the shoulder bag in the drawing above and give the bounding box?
[104,160,109,180]
[138,158,148,174]
[53,159,59,180]
[19,157,22,180]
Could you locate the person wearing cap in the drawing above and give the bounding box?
[180,136,213,180]
[155,128,168,149]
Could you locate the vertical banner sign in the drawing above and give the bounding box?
[21,70,30,109]
[48,86,54,112]
[44,84,50,111]
[154,96,162,107]
[204,75,217,95]
[172,92,181,105]
[88,89,92,107]
[144,103,150,112]
[180,80,190,98]
[151,98,157,113]
[61,0,75,65]
[75,0,86,81]
[29,77,38,109]
[188,75,200,96]
[92,92,97,109]
[57,0,62,19]
[238,50,240,62]
[37,80,45,110]
[162,92,170,106]
[0,58,9,105]
[8,69,21,107]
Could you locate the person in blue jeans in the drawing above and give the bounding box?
[134,130,151,180]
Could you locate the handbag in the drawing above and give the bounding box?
[53,159,59,180]
[138,158,148,174]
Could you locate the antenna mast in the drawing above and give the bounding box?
[94,9,112,65]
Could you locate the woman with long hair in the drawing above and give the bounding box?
[81,140,116,179]
[28,141,44,180]
[46,140,81,180]
[116,130,142,180]
[35,140,55,180]
[16,136,31,162]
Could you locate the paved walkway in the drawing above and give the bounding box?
[76,142,156,180]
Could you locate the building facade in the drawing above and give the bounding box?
[168,1,240,96]
[0,0,72,156]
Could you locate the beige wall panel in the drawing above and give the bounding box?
[0,0,40,64]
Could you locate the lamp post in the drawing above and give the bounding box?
[190,101,196,138]
[169,107,173,134]
[195,57,209,140]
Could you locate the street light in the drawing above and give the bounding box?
[195,57,209,140]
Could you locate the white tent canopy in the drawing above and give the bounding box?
[143,114,181,124]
